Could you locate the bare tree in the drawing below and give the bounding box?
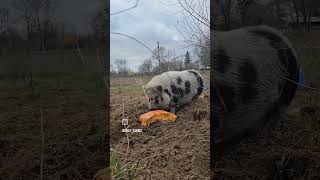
[32,0,44,49]
[175,0,210,71]
[175,0,210,48]
[151,46,175,72]
[236,0,252,26]
[213,0,265,29]
[171,55,184,71]
[195,38,210,67]
[42,0,55,50]
[218,0,233,29]
[114,59,128,76]
[295,0,320,31]
[0,8,9,34]
[13,0,34,40]
[138,58,153,75]
[267,0,320,30]
[13,0,55,48]
[90,1,107,41]
[32,0,56,50]
[286,0,299,26]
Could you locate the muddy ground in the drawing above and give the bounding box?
[0,76,107,180]
[110,72,210,179]
[214,90,320,179]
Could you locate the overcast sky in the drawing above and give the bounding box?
[111,0,197,72]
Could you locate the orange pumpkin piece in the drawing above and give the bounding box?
[139,110,177,127]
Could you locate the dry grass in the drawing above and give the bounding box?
[0,49,106,77]
[0,73,108,179]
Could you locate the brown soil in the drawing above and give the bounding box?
[214,90,320,179]
[0,83,107,179]
[110,74,210,179]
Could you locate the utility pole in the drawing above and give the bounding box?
[157,41,161,73]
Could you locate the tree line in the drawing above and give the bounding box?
[0,0,107,52]
[111,46,209,77]
[212,0,320,31]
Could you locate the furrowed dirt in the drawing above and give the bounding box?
[214,90,320,179]
[110,72,210,179]
[0,78,107,180]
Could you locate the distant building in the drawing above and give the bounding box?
[199,66,210,71]
[281,16,320,28]
[278,1,320,29]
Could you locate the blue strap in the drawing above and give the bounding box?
[203,84,209,91]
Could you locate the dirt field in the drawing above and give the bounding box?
[0,74,107,179]
[214,90,320,179]
[110,71,210,179]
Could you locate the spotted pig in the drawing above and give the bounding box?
[212,25,299,154]
[143,70,204,114]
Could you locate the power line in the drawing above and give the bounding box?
[111,0,140,16]
[111,32,154,54]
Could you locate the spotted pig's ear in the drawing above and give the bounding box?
[142,85,148,94]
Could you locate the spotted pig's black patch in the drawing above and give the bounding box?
[215,82,236,112]
[249,29,298,106]
[177,77,182,84]
[212,48,231,74]
[185,81,191,94]
[171,85,179,95]
[178,88,184,97]
[188,70,204,95]
[197,76,204,95]
[238,61,258,103]
[164,89,171,97]
[172,96,179,103]
[157,85,162,92]
[239,61,257,84]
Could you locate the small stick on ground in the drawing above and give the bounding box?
[40,108,44,180]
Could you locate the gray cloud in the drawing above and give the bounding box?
[110,0,193,72]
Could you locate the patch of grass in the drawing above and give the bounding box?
[0,73,106,93]
[0,79,27,90]
[34,74,105,92]
[110,149,136,179]
[110,84,143,94]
